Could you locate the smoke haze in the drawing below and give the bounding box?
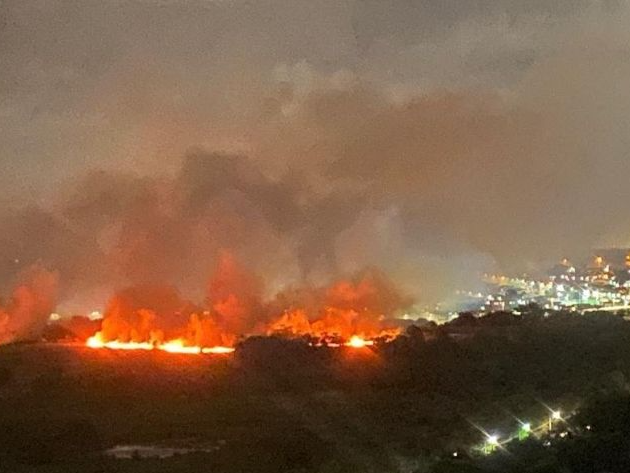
[1,0,630,321]
[0,266,58,344]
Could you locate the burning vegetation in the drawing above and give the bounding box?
[83,254,409,355]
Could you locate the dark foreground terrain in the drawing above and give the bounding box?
[2,308,630,472]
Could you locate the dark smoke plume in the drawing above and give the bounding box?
[2,0,630,319]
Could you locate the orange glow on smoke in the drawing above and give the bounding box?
[82,260,403,356]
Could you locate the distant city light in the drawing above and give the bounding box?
[518,422,531,440]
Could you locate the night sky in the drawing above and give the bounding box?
[1,0,629,310]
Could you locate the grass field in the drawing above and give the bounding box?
[0,343,389,472]
[2,314,629,472]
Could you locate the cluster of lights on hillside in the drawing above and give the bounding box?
[473,408,578,457]
[441,253,630,318]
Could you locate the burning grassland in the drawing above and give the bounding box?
[81,255,409,355]
[4,310,630,471]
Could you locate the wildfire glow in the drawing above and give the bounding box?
[81,260,403,357]
[345,335,373,348]
[201,346,236,354]
[85,334,234,355]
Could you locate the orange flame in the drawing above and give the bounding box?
[345,335,373,348]
[82,264,404,355]
[86,333,234,355]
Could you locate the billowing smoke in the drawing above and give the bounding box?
[208,252,264,337]
[267,267,411,339]
[1,0,630,321]
[0,266,58,344]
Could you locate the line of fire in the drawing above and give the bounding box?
[31,255,405,356]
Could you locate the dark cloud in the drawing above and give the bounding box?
[0,0,629,315]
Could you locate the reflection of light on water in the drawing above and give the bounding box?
[105,444,220,459]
